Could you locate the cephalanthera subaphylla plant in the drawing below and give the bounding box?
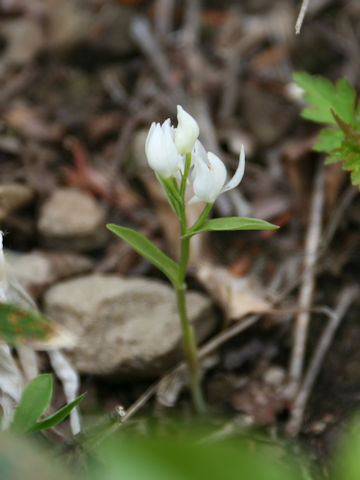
[107,106,278,412]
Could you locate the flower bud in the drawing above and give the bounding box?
[174,105,199,154]
[145,119,183,178]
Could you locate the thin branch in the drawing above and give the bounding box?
[286,285,358,436]
[155,0,175,43]
[288,163,324,392]
[321,185,359,254]
[295,0,310,34]
[183,0,201,51]
[130,16,172,87]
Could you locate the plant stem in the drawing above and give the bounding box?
[176,151,206,413]
[187,203,213,236]
[176,233,206,413]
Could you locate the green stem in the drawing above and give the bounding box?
[180,153,192,199]
[176,280,205,413]
[175,153,206,413]
[186,203,213,236]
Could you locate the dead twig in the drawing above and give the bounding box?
[321,185,359,254]
[295,0,310,34]
[130,16,185,105]
[288,163,324,393]
[130,16,173,88]
[182,0,201,51]
[286,285,358,436]
[155,0,175,44]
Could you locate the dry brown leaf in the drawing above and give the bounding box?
[195,261,271,321]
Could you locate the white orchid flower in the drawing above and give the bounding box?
[145,119,183,178]
[174,105,199,155]
[190,142,245,204]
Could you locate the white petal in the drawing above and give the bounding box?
[188,195,202,205]
[191,151,226,203]
[207,152,227,196]
[174,105,199,154]
[192,140,207,165]
[222,144,245,193]
[145,122,156,157]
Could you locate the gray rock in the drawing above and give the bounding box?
[38,188,105,251]
[44,274,217,378]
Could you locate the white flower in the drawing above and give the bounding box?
[190,142,245,204]
[145,119,183,178]
[174,105,199,154]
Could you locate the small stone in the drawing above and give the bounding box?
[7,250,92,298]
[263,366,285,387]
[44,274,217,378]
[0,183,34,221]
[38,188,105,251]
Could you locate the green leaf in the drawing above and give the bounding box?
[28,392,86,433]
[11,374,53,433]
[313,128,344,153]
[325,113,360,187]
[94,434,303,480]
[155,174,182,218]
[0,303,58,347]
[293,72,356,125]
[185,217,279,237]
[107,224,179,286]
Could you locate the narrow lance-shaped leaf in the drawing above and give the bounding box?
[11,374,53,433]
[185,217,279,237]
[107,224,180,287]
[28,392,86,433]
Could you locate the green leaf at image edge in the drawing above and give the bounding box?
[11,374,53,433]
[185,217,279,237]
[107,224,180,287]
[28,392,86,433]
[0,303,57,346]
[293,72,356,125]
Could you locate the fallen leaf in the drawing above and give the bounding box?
[196,261,271,320]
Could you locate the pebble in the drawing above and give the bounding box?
[0,183,34,221]
[7,250,92,298]
[38,188,105,251]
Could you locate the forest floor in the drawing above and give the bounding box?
[0,0,360,464]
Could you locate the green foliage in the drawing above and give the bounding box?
[28,393,86,433]
[10,374,85,434]
[91,433,303,480]
[185,217,279,237]
[294,72,360,188]
[0,303,57,346]
[332,416,360,480]
[0,431,75,480]
[11,374,53,434]
[106,224,180,287]
[293,72,356,125]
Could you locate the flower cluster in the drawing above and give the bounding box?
[145,105,245,204]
